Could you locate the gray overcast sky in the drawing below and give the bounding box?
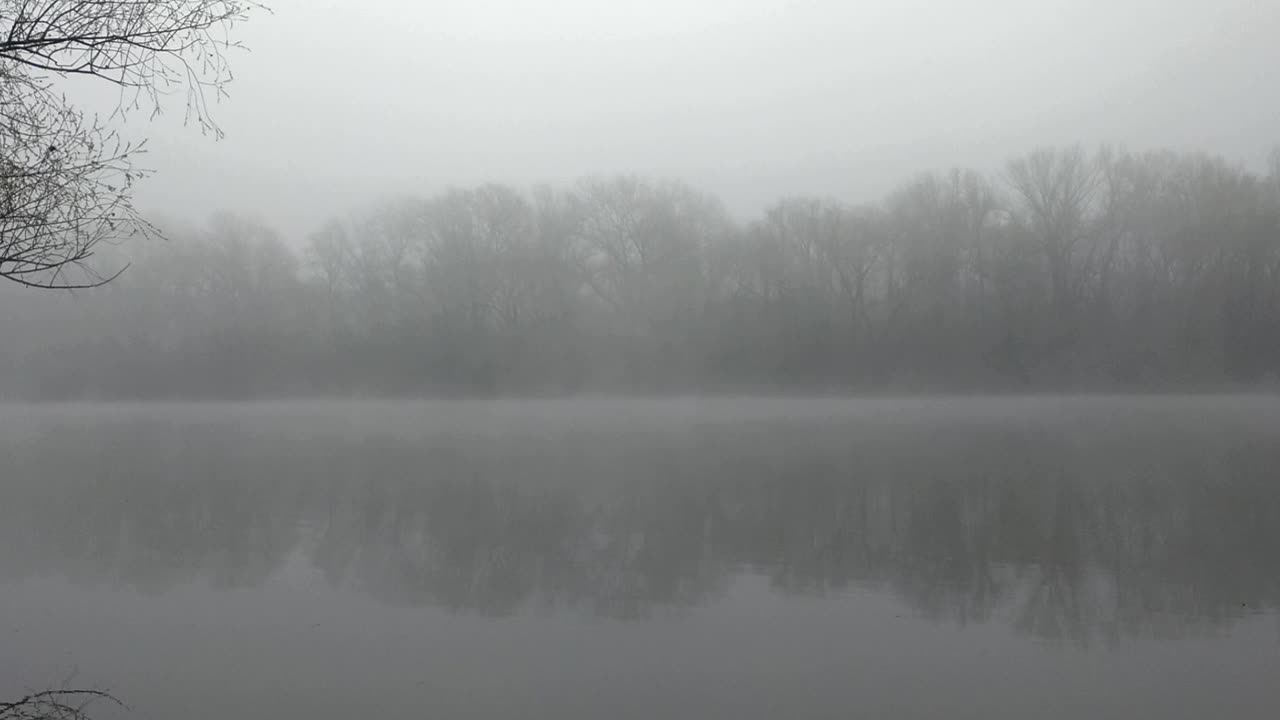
[117,0,1280,240]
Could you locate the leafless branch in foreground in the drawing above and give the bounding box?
[0,1,265,288]
[0,689,124,720]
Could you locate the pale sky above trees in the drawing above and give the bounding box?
[71,0,1278,241]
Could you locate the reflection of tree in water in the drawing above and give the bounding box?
[312,473,584,615]
[310,470,727,619]
[574,478,728,618]
[3,415,1280,642]
[0,422,299,592]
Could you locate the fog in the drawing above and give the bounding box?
[125,0,1280,237]
[5,2,1280,719]
[2,1,1276,399]
[4,398,1280,719]
[3,143,1279,399]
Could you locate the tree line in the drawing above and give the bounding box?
[3,145,1279,398]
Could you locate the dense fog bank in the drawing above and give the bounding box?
[3,145,1279,399]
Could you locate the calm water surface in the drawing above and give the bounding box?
[2,397,1279,719]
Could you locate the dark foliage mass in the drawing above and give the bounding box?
[2,145,1279,397]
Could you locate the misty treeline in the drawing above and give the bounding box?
[3,144,1280,398]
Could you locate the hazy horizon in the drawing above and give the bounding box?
[58,0,1280,243]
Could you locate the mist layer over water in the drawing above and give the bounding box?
[2,397,1278,719]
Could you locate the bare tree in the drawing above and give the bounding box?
[1005,147,1100,318]
[575,176,723,331]
[3,146,1277,396]
[1269,146,1280,200]
[305,219,353,336]
[0,689,122,720]
[0,1,263,288]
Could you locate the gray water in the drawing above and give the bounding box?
[2,397,1279,719]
